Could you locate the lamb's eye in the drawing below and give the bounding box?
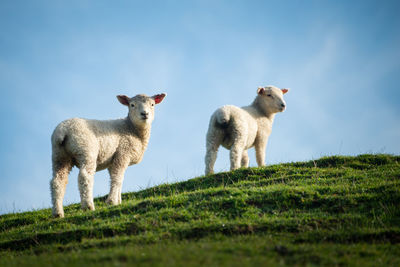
[267,94,272,97]
[151,103,154,107]
[130,104,135,107]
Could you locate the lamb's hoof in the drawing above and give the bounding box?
[205,170,214,175]
[81,202,95,211]
[105,198,118,206]
[52,212,64,218]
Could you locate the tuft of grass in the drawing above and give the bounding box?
[0,154,399,266]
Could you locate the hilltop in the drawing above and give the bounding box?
[1,154,399,266]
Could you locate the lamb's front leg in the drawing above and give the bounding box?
[255,141,267,167]
[106,162,128,205]
[241,150,249,168]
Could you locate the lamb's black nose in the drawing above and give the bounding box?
[281,103,286,108]
[141,112,149,116]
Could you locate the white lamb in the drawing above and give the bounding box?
[50,93,166,218]
[205,86,288,174]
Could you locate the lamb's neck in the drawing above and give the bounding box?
[251,98,276,121]
[125,118,152,144]
[136,125,151,144]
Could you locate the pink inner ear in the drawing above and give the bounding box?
[154,94,165,104]
[258,88,265,95]
[117,95,130,106]
[281,89,289,94]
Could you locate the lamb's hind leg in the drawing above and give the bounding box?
[230,129,246,170]
[230,144,244,171]
[205,128,223,175]
[78,161,96,211]
[50,158,72,218]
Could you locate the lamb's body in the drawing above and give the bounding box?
[51,93,166,218]
[52,118,148,171]
[213,105,272,151]
[205,86,288,174]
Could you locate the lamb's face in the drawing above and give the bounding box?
[117,93,166,126]
[257,86,289,113]
[128,95,156,125]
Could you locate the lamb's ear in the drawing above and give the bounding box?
[152,93,166,104]
[117,95,130,106]
[257,87,265,95]
[281,88,289,94]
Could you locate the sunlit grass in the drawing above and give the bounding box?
[1,154,399,266]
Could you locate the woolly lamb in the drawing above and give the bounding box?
[205,86,288,174]
[50,93,166,218]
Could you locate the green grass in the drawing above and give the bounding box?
[1,154,399,266]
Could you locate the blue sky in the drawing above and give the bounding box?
[0,0,399,214]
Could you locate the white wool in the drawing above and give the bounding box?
[205,86,288,174]
[50,93,166,218]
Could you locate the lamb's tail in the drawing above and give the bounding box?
[51,125,68,148]
[214,106,231,128]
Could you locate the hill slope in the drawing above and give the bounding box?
[1,154,400,266]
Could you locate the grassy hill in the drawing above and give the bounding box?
[1,154,399,266]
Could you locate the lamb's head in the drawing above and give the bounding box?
[256,85,289,113]
[117,93,166,126]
